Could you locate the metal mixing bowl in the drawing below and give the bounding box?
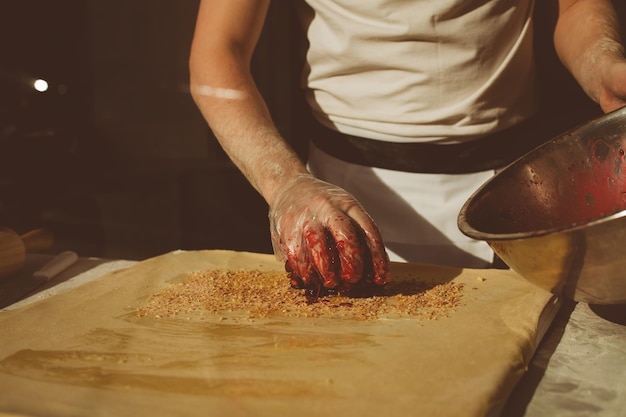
[458,106,626,304]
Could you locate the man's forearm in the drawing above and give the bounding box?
[554,0,625,104]
[189,49,308,206]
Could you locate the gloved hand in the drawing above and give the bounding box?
[596,61,626,113]
[269,173,389,295]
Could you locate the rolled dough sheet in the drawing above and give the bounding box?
[0,250,558,417]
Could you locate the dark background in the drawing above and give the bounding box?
[0,0,617,260]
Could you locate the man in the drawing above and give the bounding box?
[189,0,626,293]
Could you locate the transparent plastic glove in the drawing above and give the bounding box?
[269,173,389,295]
[597,61,626,113]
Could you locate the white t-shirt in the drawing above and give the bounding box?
[296,0,538,143]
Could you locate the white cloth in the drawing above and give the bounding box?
[297,0,537,142]
[308,144,495,268]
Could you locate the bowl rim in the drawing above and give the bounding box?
[458,106,626,242]
[458,200,626,241]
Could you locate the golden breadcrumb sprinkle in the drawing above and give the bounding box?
[136,269,464,321]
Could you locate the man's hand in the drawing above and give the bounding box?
[269,174,389,294]
[596,60,626,113]
[555,0,626,113]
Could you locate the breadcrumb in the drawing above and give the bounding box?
[136,269,464,321]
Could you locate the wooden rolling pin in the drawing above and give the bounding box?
[0,228,55,280]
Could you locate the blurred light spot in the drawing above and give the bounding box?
[33,78,49,92]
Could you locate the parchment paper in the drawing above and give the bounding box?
[0,250,558,417]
